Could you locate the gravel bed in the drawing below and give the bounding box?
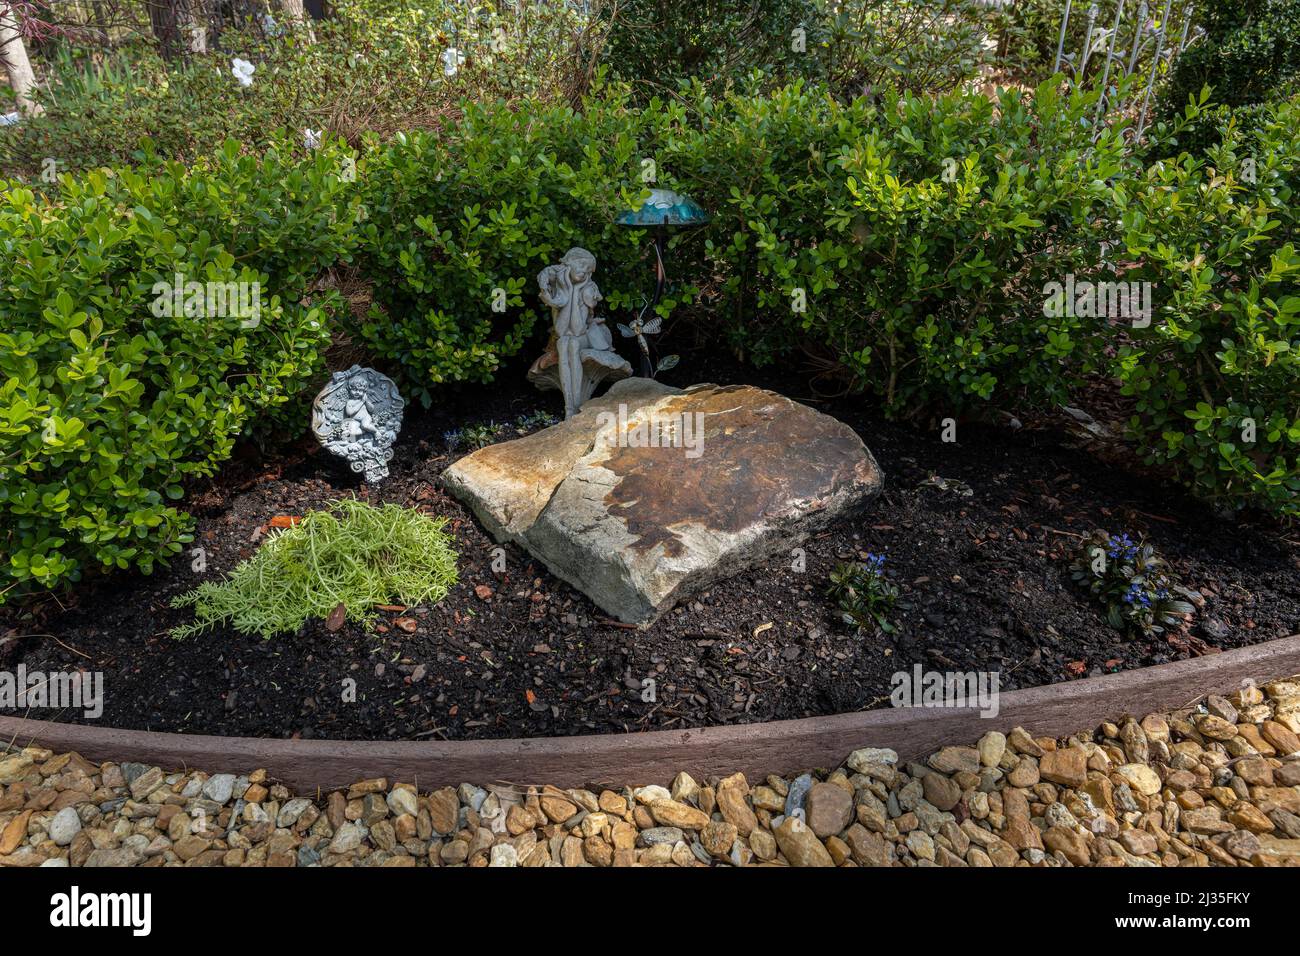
[2,674,1298,867]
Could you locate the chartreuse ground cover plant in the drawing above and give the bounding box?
[1070,532,1196,637]
[0,137,361,603]
[170,499,458,640]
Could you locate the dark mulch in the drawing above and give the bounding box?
[3,353,1298,741]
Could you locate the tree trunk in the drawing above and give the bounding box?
[146,0,191,61]
[278,0,315,43]
[0,3,43,116]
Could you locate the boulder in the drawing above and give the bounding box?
[442,379,883,624]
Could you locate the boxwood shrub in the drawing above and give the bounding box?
[1113,99,1300,515]
[0,138,360,602]
[670,79,1128,415]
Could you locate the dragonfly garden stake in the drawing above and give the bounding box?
[613,188,709,378]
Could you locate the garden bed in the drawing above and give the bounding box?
[3,355,1298,742]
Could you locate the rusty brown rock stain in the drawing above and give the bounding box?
[600,386,874,557]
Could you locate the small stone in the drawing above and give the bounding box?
[505,805,536,836]
[1039,748,1087,788]
[1181,807,1234,835]
[843,823,891,866]
[128,767,165,801]
[929,746,980,775]
[427,788,460,835]
[0,754,34,785]
[773,816,834,867]
[459,784,488,812]
[1007,727,1045,757]
[583,835,613,867]
[638,826,684,847]
[201,773,236,805]
[1118,829,1158,856]
[539,793,578,824]
[386,787,418,818]
[441,839,470,864]
[784,773,813,817]
[277,798,312,828]
[326,791,347,830]
[361,793,388,825]
[1007,757,1040,788]
[1206,695,1239,724]
[671,772,699,803]
[329,822,364,853]
[751,786,785,813]
[1228,803,1273,834]
[1140,714,1170,744]
[711,778,756,837]
[1195,714,1238,741]
[749,828,778,861]
[634,785,672,805]
[1119,720,1149,764]
[1115,763,1162,796]
[805,782,854,837]
[1043,826,1090,866]
[0,810,32,855]
[906,829,935,862]
[173,835,212,861]
[1222,830,1261,861]
[921,772,962,812]
[846,748,898,774]
[701,820,738,859]
[650,799,709,830]
[1261,721,1300,756]
[977,732,1006,768]
[598,790,627,814]
[48,807,82,847]
[489,844,518,867]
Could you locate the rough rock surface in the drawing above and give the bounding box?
[442,378,884,624]
[3,674,1297,867]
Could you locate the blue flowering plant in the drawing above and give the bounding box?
[828,552,900,634]
[1070,531,1195,636]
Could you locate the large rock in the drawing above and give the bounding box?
[442,379,883,624]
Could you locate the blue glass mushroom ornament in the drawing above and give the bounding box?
[613,189,709,376]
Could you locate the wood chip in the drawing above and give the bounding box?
[325,602,347,632]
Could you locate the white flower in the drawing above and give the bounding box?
[231,58,256,88]
[441,47,464,77]
[260,13,281,37]
[304,128,322,150]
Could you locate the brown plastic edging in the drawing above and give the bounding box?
[3,635,1298,792]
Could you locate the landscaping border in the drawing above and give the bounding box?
[3,635,1298,792]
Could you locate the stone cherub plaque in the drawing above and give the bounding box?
[311,365,404,483]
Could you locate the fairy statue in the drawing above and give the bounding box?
[535,247,629,418]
